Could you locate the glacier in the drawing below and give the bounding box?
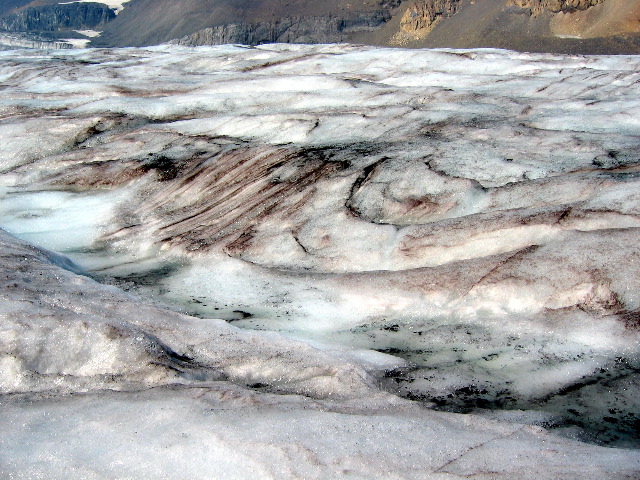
[0,43,639,478]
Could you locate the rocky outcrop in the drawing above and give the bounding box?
[508,0,606,15]
[401,0,460,33]
[550,0,640,39]
[381,0,640,54]
[171,12,391,46]
[0,3,115,32]
[392,0,460,45]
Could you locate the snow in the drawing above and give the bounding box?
[61,38,92,48]
[60,0,130,14]
[75,29,102,38]
[0,43,639,475]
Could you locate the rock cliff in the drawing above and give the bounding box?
[91,0,402,48]
[400,0,460,33]
[0,3,115,32]
[392,0,460,44]
[171,12,391,46]
[508,0,606,15]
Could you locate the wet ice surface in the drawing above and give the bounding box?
[0,43,640,476]
[4,230,639,479]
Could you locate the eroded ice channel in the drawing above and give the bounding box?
[1,44,639,477]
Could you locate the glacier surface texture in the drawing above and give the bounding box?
[0,43,639,478]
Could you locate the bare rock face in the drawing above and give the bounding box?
[508,0,606,15]
[381,0,640,54]
[172,12,391,46]
[392,0,460,44]
[0,3,116,32]
[92,0,402,48]
[401,0,461,31]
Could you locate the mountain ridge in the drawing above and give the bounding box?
[1,0,639,54]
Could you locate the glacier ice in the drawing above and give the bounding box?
[0,43,639,476]
[1,228,639,478]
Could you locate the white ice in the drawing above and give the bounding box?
[61,38,92,48]
[60,0,130,14]
[0,43,639,475]
[1,228,638,479]
[75,29,102,38]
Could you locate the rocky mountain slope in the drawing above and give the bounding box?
[508,0,606,14]
[1,0,639,53]
[0,0,35,17]
[169,12,392,47]
[375,0,640,52]
[0,3,115,32]
[91,0,401,47]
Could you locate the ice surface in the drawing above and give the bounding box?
[0,229,398,398]
[61,0,130,14]
[61,38,92,48]
[3,384,638,480]
[75,29,102,38]
[3,228,638,478]
[0,43,640,475]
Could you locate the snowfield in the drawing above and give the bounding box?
[0,43,639,478]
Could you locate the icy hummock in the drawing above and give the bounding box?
[1,228,639,479]
[0,43,640,476]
